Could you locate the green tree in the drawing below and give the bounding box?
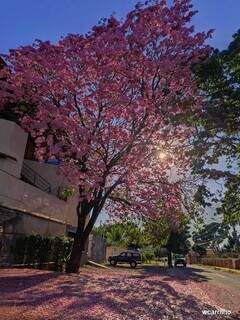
[190,30,240,209]
[93,223,124,246]
[216,177,240,252]
[192,30,240,176]
[192,221,229,254]
[93,221,146,248]
[185,31,240,256]
[144,215,191,267]
[165,226,191,267]
[217,179,240,225]
[223,229,240,253]
[143,217,170,248]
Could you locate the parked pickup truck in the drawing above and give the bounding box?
[108,251,142,268]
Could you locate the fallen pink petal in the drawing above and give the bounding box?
[0,267,239,320]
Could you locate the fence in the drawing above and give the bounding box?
[200,257,240,269]
[88,234,107,263]
[187,251,240,270]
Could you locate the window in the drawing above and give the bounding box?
[119,252,126,257]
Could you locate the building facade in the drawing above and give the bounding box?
[0,119,79,264]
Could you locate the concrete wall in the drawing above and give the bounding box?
[24,160,66,194]
[0,170,76,224]
[0,119,28,178]
[0,119,78,229]
[0,205,66,265]
[24,160,78,227]
[88,234,107,263]
[1,206,66,236]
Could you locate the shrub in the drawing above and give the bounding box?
[154,246,168,259]
[38,237,53,268]
[141,250,154,263]
[12,236,27,264]
[12,234,73,271]
[25,234,42,266]
[58,187,75,201]
[52,236,73,271]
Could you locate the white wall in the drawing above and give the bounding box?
[23,160,79,227]
[0,119,28,178]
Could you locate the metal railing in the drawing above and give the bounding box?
[21,162,52,194]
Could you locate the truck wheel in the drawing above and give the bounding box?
[130,261,137,269]
[110,259,117,266]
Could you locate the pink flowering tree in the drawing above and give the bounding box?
[0,0,211,272]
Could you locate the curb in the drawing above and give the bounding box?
[213,266,240,275]
[193,264,240,275]
[87,260,110,269]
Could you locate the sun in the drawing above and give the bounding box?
[158,151,167,160]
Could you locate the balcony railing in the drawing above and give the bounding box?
[21,162,52,194]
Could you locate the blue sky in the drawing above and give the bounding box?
[0,1,238,225]
[0,0,240,54]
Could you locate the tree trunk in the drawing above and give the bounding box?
[66,196,104,273]
[65,233,86,273]
[167,250,173,268]
[66,201,89,273]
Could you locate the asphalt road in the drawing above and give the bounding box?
[163,264,240,313]
[113,263,240,313]
[114,263,240,291]
[188,265,240,292]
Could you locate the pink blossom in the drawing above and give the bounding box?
[0,0,212,224]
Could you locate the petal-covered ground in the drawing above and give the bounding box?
[0,266,239,320]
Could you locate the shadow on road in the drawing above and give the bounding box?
[0,267,238,320]
[110,264,210,283]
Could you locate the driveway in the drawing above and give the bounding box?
[0,266,239,320]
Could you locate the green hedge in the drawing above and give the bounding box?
[141,250,155,263]
[12,235,73,271]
